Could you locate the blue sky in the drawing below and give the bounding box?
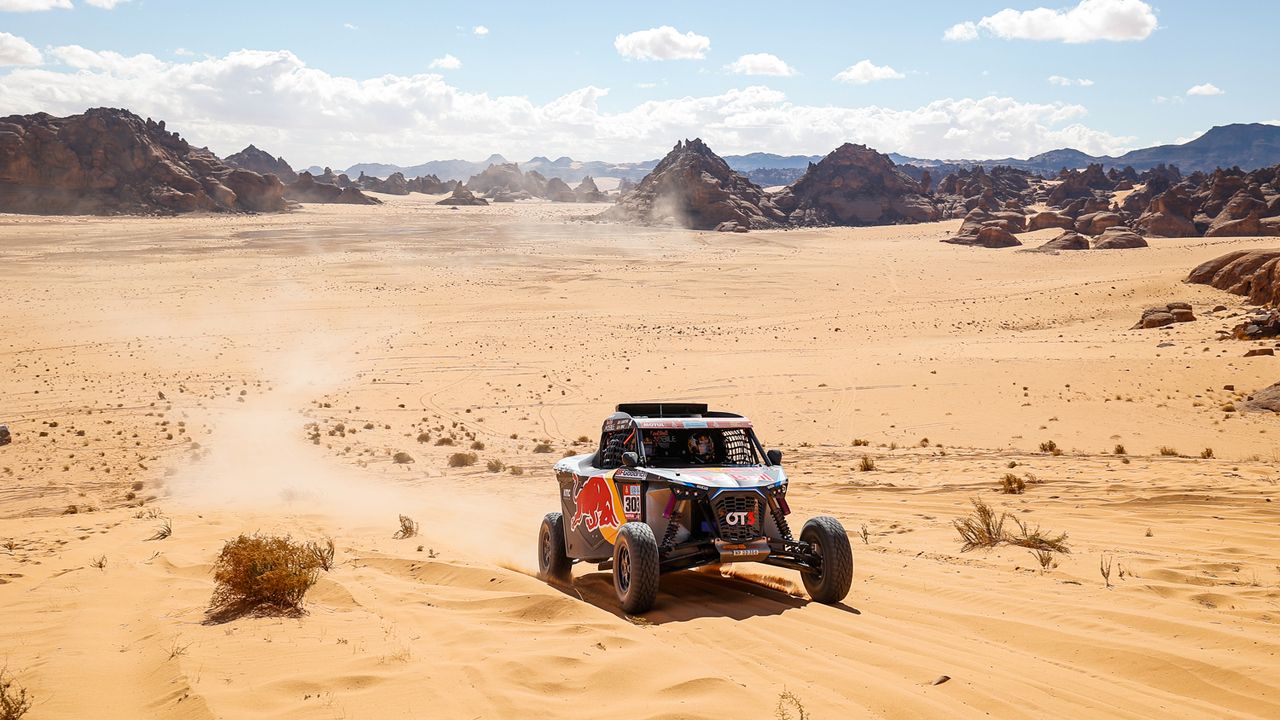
[0,0,1275,167]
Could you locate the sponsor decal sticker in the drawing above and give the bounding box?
[621,483,642,519]
[568,472,626,544]
[724,510,758,526]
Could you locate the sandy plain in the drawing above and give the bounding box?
[0,192,1278,719]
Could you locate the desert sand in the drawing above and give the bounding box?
[1,193,1278,719]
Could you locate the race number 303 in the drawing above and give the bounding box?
[621,484,641,519]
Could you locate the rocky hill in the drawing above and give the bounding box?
[0,108,287,215]
[772,144,939,226]
[223,144,298,183]
[602,138,785,231]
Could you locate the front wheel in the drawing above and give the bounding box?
[538,512,573,583]
[800,516,853,604]
[613,522,660,614]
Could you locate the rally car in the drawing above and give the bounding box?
[538,403,852,613]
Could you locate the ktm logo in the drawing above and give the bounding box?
[724,510,756,526]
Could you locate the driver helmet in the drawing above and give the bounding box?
[688,432,716,463]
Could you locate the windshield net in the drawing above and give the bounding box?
[640,427,760,467]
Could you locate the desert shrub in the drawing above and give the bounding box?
[486,459,505,473]
[0,666,32,720]
[308,537,335,571]
[470,440,485,450]
[1158,446,1179,456]
[1007,516,1070,553]
[509,466,524,476]
[858,455,876,472]
[775,689,808,720]
[919,437,930,447]
[1200,447,1214,459]
[416,432,430,444]
[532,442,553,454]
[1000,473,1025,494]
[1007,460,1018,469]
[1113,444,1126,455]
[1039,440,1058,454]
[147,518,172,541]
[954,498,1006,551]
[392,452,414,464]
[393,515,419,539]
[448,452,477,467]
[435,437,455,446]
[852,438,869,447]
[209,534,319,616]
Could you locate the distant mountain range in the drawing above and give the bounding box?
[307,123,1280,183]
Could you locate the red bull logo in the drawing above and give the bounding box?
[570,474,623,537]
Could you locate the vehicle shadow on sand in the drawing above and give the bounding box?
[561,569,861,624]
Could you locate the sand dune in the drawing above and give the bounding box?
[1,194,1278,718]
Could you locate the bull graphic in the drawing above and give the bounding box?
[570,475,619,533]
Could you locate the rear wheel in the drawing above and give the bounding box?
[800,516,853,604]
[538,512,572,583]
[613,522,660,614]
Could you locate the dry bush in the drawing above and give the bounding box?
[1100,554,1114,588]
[1007,460,1018,468]
[1032,548,1056,572]
[90,555,107,569]
[1158,446,1179,456]
[470,440,485,451]
[1113,444,1126,455]
[858,455,876,472]
[1199,447,1214,459]
[774,689,809,720]
[1000,473,1026,494]
[858,524,870,544]
[209,534,319,619]
[434,437,455,446]
[0,667,32,720]
[416,431,430,444]
[147,518,172,541]
[954,498,1006,551]
[393,515,419,539]
[508,466,524,476]
[852,438,869,447]
[308,537,335,571]
[532,442,553,454]
[1039,440,1058,454]
[486,459,505,473]
[1007,516,1070,553]
[919,437,930,447]
[448,452,477,467]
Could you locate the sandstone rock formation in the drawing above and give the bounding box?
[545,177,578,202]
[0,108,287,214]
[1133,302,1195,329]
[224,144,298,183]
[575,176,608,202]
[1243,381,1280,412]
[1037,231,1090,251]
[436,186,489,206]
[1187,249,1280,305]
[405,174,448,194]
[286,172,381,205]
[1092,227,1148,249]
[357,171,410,195]
[1027,211,1075,231]
[942,225,1021,248]
[602,139,785,230]
[772,143,938,226]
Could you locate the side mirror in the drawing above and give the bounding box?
[766,449,783,466]
[622,451,640,468]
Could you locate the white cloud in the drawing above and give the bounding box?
[1153,95,1184,105]
[0,46,1135,166]
[614,26,709,61]
[429,54,461,70]
[834,60,905,85]
[1048,75,1094,86]
[472,25,488,37]
[343,22,357,30]
[1186,83,1223,96]
[0,31,41,65]
[952,0,1157,43]
[726,53,795,77]
[84,0,129,8]
[943,21,979,41]
[174,47,194,57]
[0,0,70,10]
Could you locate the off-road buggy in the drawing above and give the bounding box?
[538,403,852,613]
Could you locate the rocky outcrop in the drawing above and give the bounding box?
[405,174,449,194]
[0,108,287,214]
[772,143,938,226]
[1187,249,1280,305]
[435,186,488,206]
[1130,164,1280,238]
[357,171,410,195]
[1027,211,1075,231]
[1243,380,1280,412]
[1075,211,1123,236]
[223,144,298,183]
[466,163,548,199]
[1037,231,1090,251]
[575,176,608,202]
[942,225,1021,248]
[286,172,381,204]
[1132,302,1195,329]
[315,167,355,188]
[602,139,785,230]
[1092,227,1148,249]
[1134,184,1198,237]
[545,177,578,202]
